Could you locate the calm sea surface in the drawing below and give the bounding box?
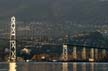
[0,62,108,71]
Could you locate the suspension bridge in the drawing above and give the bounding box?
[0,16,108,71]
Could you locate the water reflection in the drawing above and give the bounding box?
[70,62,108,71]
[90,63,94,71]
[98,63,108,71]
[62,62,68,71]
[73,62,77,71]
[0,62,108,71]
[82,63,86,71]
[17,62,108,71]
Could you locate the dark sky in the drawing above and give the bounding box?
[0,0,108,24]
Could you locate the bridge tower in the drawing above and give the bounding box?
[62,35,68,61]
[73,46,77,60]
[9,16,16,71]
[62,44,68,61]
[62,35,68,71]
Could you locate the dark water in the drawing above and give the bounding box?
[0,62,8,71]
[0,62,108,71]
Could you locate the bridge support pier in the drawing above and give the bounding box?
[62,44,68,61]
[73,46,77,60]
[82,47,86,60]
[62,44,68,71]
[95,49,98,61]
[102,49,106,59]
[89,48,94,61]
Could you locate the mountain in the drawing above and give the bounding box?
[0,0,108,24]
[72,31,108,48]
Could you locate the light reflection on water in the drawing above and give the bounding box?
[62,62,68,71]
[16,62,108,71]
[73,62,77,71]
[82,63,86,71]
[0,62,108,71]
[89,63,94,71]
